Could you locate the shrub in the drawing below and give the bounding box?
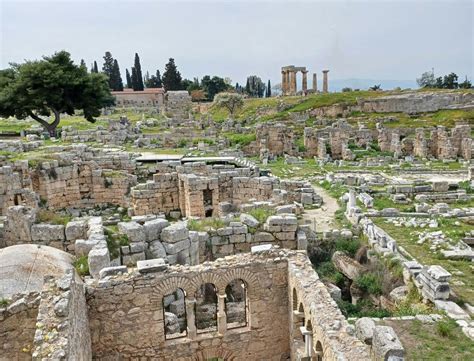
[226,133,256,147]
[335,238,361,257]
[0,298,9,307]
[355,273,383,295]
[188,218,226,232]
[73,255,89,276]
[36,209,71,226]
[436,319,457,338]
[248,207,275,223]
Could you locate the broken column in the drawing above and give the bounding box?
[290,71,297,94]
[312,73,317,91]
[302,70,308,92]
[322,70,329,93]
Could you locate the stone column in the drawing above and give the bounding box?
[302,71,308,92]
[348,188,356,209]
[285,71,290,95]
[217,294,227,335]
[313,73,317,92]
[185,297,197,339]
[290,71,297,95]
[300,326,313,357]
[322,70,329,93]
[281,70,287,95]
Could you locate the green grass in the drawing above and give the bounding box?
[187,218,226,232]
[224,132,256,147]
[381,319,474,361]
[248,207,276,223]
[73,255,89,276]
[36,209,71,226]
[0,298,9,307]
[372,195,415,212]
[374,219,474,303]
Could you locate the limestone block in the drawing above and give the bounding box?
[217,227,233,236]
[65,220,87,241]
[434,301,470,320]
[137,258,168,273]
[161,222,189,243]
[162,239,190,255]
[99,266,128,279]
[31,224,65,242]
[75,239,100,257]
[88,246,110,279]
[332,251,365,280]
[254,232,275,243]
[149,240,167,258]
[118,221,146,243]
[130,242,147,253]
[355,317,376,345]
[229,234,246,244]
[143,218,169,242]
[371,326,404,360]
[240,213,259,228]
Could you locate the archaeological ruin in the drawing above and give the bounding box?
[281,66,329,95]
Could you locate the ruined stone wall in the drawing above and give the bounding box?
[130,173,180,216]
[256,122,296,156]
[86,252,290,360]
[0,292,40,361]
[288,254,370,360]
[0,165,37,215]
[164,91,192,119]
[232,176,278,205]
[33,269,92,360]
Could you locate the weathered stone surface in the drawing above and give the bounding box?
[149,240,167,258]
[332,251,365,280]
[371,326,404,360]
[163,239,190,255]
[88,246,110,279]
[65,220,87,241]
[118,221,146,243]
[355,317,376,345]
[31,224,65,242]
[161,222,189,243]
[137,258,168,273]
[143,218,169,242]
[99,266,128,279]
[240,213,259,228]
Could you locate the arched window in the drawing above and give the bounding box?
[292,288,298,310]
[225,279,248,329]
[162,288,187,339]
[315,341,324,361]
[195,283,218,333]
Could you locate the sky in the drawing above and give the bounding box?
[0,0,473,90]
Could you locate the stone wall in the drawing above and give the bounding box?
[86,251,291,360]
[33,269,92,360]
[255,122,296,157]
[0,292,40,361]
[165,91,192,119]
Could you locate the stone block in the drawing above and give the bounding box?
[371,326,404,360]
[65,220,87,241]
[240,213,259,228]
[143,218,169,242]
[254,232,275,243]
[118,221,146,243]
[355,317,376,345]
[137,258,168,273]
[161,222,189,243]
[149,240,166,258]
[162,239,190,255]
[130,242,147,253]
[31,224,65,242]
[99,266,128,279]
[75,239,99,257]
[88,246,110,279]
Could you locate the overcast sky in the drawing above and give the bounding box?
[1,0,472,89]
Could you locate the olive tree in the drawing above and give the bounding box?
[213,92,244,117]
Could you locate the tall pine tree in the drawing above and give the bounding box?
[134,53,144,91]
[93,61,99,73]
[162,58,182,91]
[156,70,163,87]
[131,67,139,91]
[266,80,271,97]
[126,69,132,89]
[112,59,124,91]
[80,59,87,70]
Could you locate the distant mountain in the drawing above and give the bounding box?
[329,78,417,92]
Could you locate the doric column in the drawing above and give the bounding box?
[290,71,297,95]
[285,71,290,95]
[302,71,308,92]
[322,70,329,93]
[217,294,227,335]
[185,297,197,339]
[281,70,286,95]
[313,73,317,91]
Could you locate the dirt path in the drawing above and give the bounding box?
[303,185,340,233]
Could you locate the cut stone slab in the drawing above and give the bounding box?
[143,218,169,242]
[88,246,110,279]
[161,222,189,243]
[137,258,168,273]
[99,266,128,279]
[434,300,470,320]
[251,244,274,253]
[239,213,259,228]
[118,221,146,243]
[371,325,404,360]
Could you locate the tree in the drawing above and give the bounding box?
[442,72,458,89]
[126,68,132,88]
[80,59,87,70]
[156,70,162,87]
[266,80,271,97]
[244,75,265,97]
[369,84,381,91]
[181,78,193,90]
[416,70,436,88]
[191,89,206,102]
[459,76,472,89]
[201,75,229,100]
[134,53,144,91]
[0,51,114,136]
[186,77,201,92]
[213,92,244,117]
[111,59,123,91]
[91,61,99,73]
[162,58,182,91]
[102,51,115,88]
[131,67,139,91]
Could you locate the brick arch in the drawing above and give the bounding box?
[189,272,224,295]
[152,276,194,299]
[193,347,236,361]
[219,268,258,297]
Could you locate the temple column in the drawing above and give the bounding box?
[217,294,227,335]
[302,71,308,92]
[286,71,291,95]
[281,70,287,95]
[290,71,297,95]
[313,73,317,92]
[322,70,329,93]
[185,297,197,339]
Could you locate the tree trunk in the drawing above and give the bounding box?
[28,109,60,137]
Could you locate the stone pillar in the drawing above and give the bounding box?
[313,73,317,92]
[185,298,197,339]
[348,188,356,209]
[302,71,308,92]
[300,326,313,357]
[217,294,227,335]
[281,70,287,95]
[290,71,297,95]
[322,70,329,93]
[285,71,290,95]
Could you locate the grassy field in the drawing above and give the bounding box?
[380,318,474,361]
[374,218,474,304]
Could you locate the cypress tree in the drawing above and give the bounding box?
[126,69,132,89]
[134,53,144,91]
[156,70,162,87]
[93,61,99,73]
[80,59,87,70]
[162,58,182,91]
[131,67,138,91]
[112,59,123,91]
[102,51,115,88]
